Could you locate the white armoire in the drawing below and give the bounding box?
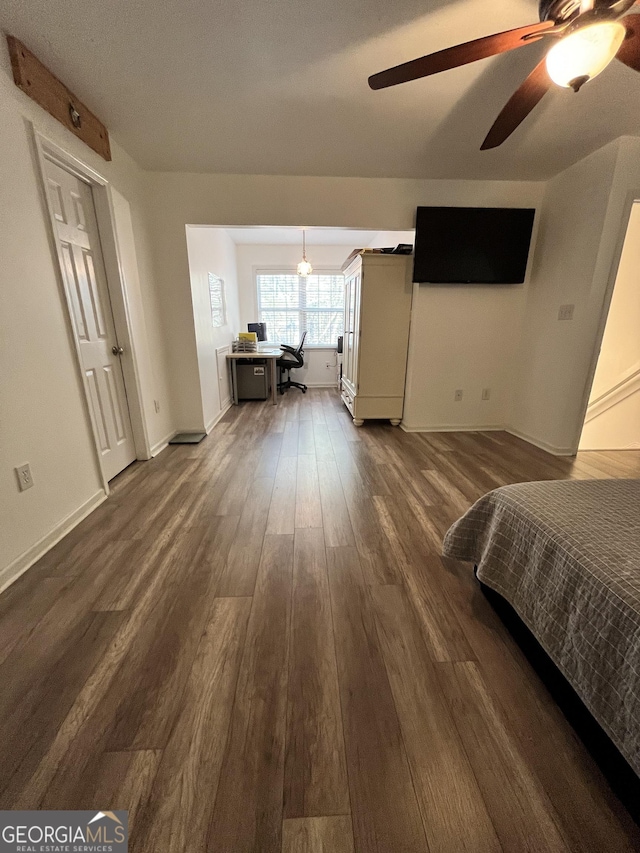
[340,252,413,426]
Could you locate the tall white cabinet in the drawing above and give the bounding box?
[341,252,413,426]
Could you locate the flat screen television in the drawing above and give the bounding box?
[412,206,535,284]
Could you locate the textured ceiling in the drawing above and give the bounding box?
[1,0,639,179]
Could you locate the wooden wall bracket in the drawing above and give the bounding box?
[7,35,111,161]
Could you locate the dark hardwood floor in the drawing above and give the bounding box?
[2,388,640,852]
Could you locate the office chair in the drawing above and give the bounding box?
[277,331,307,394]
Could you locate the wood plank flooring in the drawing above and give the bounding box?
[2,388,640,851]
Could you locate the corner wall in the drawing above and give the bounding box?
[511,137,640,454]
[185,227,240,431]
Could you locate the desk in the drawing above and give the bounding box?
[226,350,280,406]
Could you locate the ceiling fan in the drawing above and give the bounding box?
[368,0,640,149]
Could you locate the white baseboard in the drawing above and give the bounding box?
[505,427,575,457]
[150,429,176,457]
[579,442,640,451]
[0,490,107,595]
[302,383,337,388]
[206,400,232,434]
[400,423,505,434]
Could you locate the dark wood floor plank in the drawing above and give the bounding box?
[133,596,251,853]
[0,391,638,851]
[282,816,355,853]
[255,432,284,478]
[372,584,500,853]
[8,526,213,808]
[89,750,162,834]
[0,576,73,666]
[0,609,126,805]
[338,467,400,585]
[317,459,355,548]
[436,555,640,852]
[327,546,429,853]
[312,423,335,462]
[298,421,316,455]
[266,455,297,535]
[284,528,350,818]
[216,446,266,517]
[207,534,293,853]
[437,660,569,852]
[295,454,323,529]
[218,476,274,597]
[281,421,301,457]
[0,540,131,710]
[373,498,476,663]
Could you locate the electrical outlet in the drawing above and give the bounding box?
[558,304,575,321]
[154,399,160,413]
[15,463,34,492]
[454,389,463,402]
[482,388,491,401]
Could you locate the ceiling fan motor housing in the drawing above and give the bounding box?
[539,0,635,23]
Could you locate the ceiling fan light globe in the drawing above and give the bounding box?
[546,21,626,88]
[297,259,313,276]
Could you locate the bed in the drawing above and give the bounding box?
[442,478,640,778]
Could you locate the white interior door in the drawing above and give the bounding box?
[44,157,136,481]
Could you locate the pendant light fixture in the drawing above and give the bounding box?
[297,229,313,277]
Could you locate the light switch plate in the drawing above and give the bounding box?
[558,304,575,321]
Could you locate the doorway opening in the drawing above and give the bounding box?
[579,201,640,451]
[184,225,414,432]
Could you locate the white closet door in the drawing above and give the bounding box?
[45,157,136,481]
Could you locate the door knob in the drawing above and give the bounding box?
[112,345,124,355]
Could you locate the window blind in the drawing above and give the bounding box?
[256,271,344,346]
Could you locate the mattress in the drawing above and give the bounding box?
[442,478,640,777]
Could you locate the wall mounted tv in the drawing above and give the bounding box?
[412,206,535,284]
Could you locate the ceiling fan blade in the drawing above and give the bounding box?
[481,57,552,150]
[617,17,640,71]
[368,20,555,90]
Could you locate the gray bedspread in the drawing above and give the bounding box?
[442,478,640,777]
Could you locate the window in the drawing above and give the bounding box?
[256,271,344,347]
[208,273,227,327]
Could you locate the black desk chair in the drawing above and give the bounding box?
[277,331,307,394]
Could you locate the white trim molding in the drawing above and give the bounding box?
[400,423,505,433]
[216,344,232,410]
[506,427,575,457]
[206,400,233,434]
[584,364,640,424]
[301,383,337,389]
[150,430,176,457]
[0,490,107,595]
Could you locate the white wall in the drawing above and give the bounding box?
[146,173,543,429]
[401,193,542,431]
[367,230,415,249]
[185,227,240,430]
[511,136,640,454]
[579,202,640,450]
[0,30,171,585]
[588,202,640,403]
